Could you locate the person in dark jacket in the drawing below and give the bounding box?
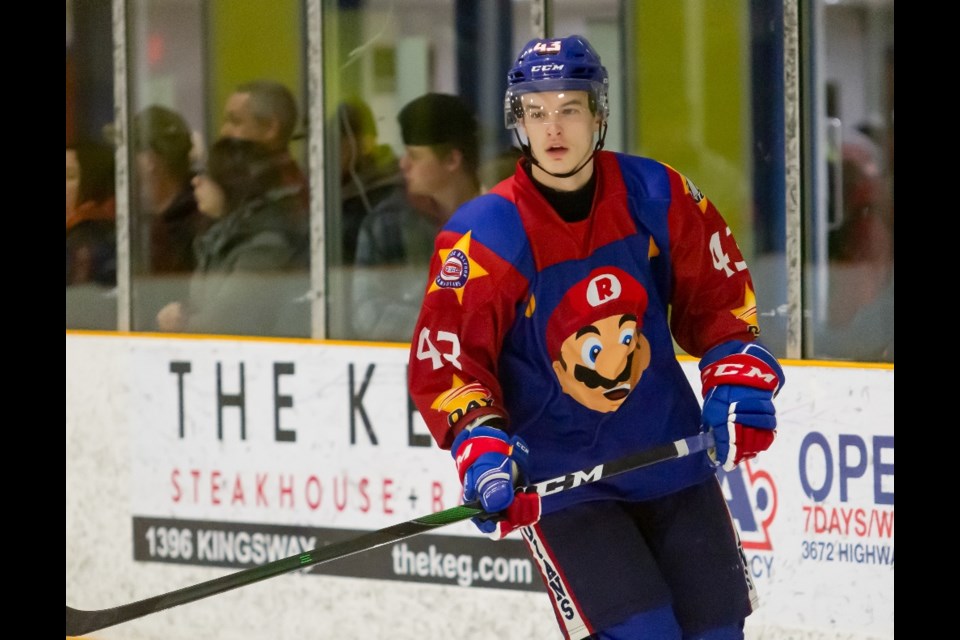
[336,98,416,265]
[66,140,116,287]
[220,80,310,226]
[347,93,482,342]
[132,105,213,275]
[130,105,215,329]
[155,137,308,335]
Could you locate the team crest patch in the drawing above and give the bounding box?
[427,231,490,303]
[436,249,470,289]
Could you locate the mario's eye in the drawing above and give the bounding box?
[619,328,634,347]
[526,109,545,121]
[580,338,603,369]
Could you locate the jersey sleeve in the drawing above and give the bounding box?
[664,165,761,357]
[407,220,529,450]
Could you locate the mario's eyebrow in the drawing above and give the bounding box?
[575,325,601,339]
[619,314,638,327]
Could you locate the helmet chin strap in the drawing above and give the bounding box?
[514,122,608,180]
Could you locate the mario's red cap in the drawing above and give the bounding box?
[546,267,649,359]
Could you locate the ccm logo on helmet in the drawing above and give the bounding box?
[531,64,564,73]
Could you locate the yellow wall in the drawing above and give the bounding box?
[632,0,752,247]
[206,0,304,136]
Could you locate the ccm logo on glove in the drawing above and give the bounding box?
[701,354,780,391]
[699,341,784,472]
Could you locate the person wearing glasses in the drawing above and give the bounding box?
[155,137,307,335]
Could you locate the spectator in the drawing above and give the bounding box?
[820,126,895,361]
[155,137,308,335]
[220,80,310,224]
[66,140,116,287]
[396,92,482,224]
[337,98,413,265]
[132,105,212,274]
[347,94,482,342]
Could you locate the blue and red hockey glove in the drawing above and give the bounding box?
[452,425,541,540]
[699,340,785,471]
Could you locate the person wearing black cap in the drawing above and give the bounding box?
[397,92,482,220]
[348,93,488,342]
[345,96,447,341]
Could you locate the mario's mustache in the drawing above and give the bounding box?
[571,350,635,389]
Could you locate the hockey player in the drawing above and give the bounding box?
[407,35,784,639]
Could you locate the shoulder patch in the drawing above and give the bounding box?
[427,230,490,304]
[684,176,704,204]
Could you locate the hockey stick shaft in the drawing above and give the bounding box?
[66,431,714,636]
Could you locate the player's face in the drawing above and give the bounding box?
[400,145,449,199]
[551,314,651,413]
[220,93,272,145]
[519,90,600,189]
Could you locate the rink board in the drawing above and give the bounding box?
[66,332,894,639]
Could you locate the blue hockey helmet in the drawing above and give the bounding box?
[504,35,610,129]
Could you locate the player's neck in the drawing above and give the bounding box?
[530,159,594,192]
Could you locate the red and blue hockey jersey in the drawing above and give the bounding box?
[407,150,760,514]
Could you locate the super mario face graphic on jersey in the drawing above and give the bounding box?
[547,268,651,412]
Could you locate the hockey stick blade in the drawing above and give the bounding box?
[66,431,714,636]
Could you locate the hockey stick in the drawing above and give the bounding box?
[66,430,714,637]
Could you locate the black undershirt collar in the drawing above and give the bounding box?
[524,162,596,223]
